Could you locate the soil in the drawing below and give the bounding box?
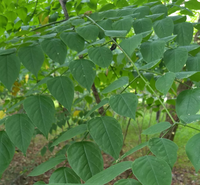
[0,135,199,185]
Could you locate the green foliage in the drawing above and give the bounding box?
[0,0,200,184]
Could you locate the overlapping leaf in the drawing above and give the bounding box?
[60,32,85,52]
[0,131,15,176]
[133,18,152,34]
[88,46,113,68]
[69,59,96,91]
[176,88,200,118]
[142,122,171,135]
[148,138,178,168]
[24,95,55,137]
[153,17,174,38]
[140,40,165,63]
[18,45,44,77]
[164,47,188,72]
[109,93,138,119]
[155,72,176,94]
[87,116,123,159]
[76,25,99,41]
[132,156,172,185]
[47,76,74,111]
[0,53,20,90]
[86,161,132,184]
[67,141,104,181]
[102,77,129,94]
[174,22,193,46]
[119,34,142,57]
[29,155,66,176]
[5,114,34,155]
[51,124,87,146]
[41,38,67,65]
[186,133,200,172]
[49,167,80,183]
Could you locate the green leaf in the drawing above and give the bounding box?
[0,131,15,176]
[60,32,85,52]
[132,156,172,185]
[102,77,129,94]
[18,45,44,77]
[119,142,147,161]
[67,141,104,181]
[139,59,160,70]
[0,53,20,90]
[148,138,178,168]
[69,59,96,91]
[17,7,27,21]
[112,17,133,33]
[109,93,138,119]
[140,40,165,63]
[33,181,46,185]
[186,133,200,172]
[150,4,168,17]
[164,47,188,72]
[133,6,150,18]
[153,17,174,38]
[87,116,123,159]
[47,76,74,111]
[85,98,109,117]
[155,72,176,94]
[185,0,200,10]
[0,15,8,28]
[142,122,171,135]
[86,161,132,184]
[41,38,67,65]
[186,54,200,71]
[24,95,55,138]
[105,30,127,37]
[174,22,193,46]
[175,71,197,79]
[51,124,87,147]
[114,179,141,185]
[5,114,34,155]
[119,34,142,57]
[29,155,66,176]
[133,18,152,34]
[87,0,97,10]
[88,46,113,68]
[180,114,200,124]
[0,48,16,56]
[76,25,99,41]
[25,77,52,96]
[176,88,200,118]
[49,167,80,183]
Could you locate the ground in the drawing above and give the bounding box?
[1,134,200,185]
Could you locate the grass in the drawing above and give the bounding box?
[120,109,200,169]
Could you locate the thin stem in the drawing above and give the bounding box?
[178,123,200,132]
[85,15,176,124]
[31,19,66,31]
[59,0,69,20]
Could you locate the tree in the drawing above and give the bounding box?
[1,0,200,184]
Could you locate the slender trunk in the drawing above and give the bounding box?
[162,81,193,140]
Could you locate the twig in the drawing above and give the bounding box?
[31,19,66,31]
[123,118,131,145]
[30,0,38,20]
[59,0,69,20]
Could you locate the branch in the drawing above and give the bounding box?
[91,83,104,116]
[31,19,66,31]
[59,0,69,20]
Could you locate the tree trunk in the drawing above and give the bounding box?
[162,81,193,140]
